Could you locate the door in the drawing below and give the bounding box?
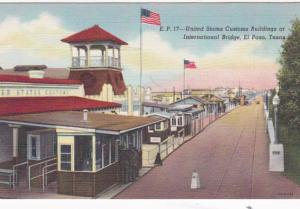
[27,134,41,160]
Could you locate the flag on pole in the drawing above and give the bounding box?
[184,59,197,69]
[141,8,161,25]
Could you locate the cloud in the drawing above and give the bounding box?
[0,12,71,68]
[199,40,279,71]
[123,31,197,71]
[123,32,278,90]
[0,13,277,90]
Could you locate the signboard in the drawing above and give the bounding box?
[171,126,177,131]
[150,137,161,143]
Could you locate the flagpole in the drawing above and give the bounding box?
[183,60,185,99]
[139,11,143,116]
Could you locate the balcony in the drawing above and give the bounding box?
[71,56,121,69]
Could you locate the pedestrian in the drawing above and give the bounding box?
[132,148,139,180]
[154,152,163,166]
[119,149,130,184]
[128,149,135,182]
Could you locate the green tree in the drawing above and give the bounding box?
[278,18,300,129]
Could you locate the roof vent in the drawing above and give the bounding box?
[28,70,45,79]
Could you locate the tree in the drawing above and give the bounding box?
[277,18,300,129]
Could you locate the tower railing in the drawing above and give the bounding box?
[72,56,120,69]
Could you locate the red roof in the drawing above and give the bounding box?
[0,96,121,116]
[61,25,128,45]
[0,74,81,85]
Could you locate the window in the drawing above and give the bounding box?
[27,135,40,160]
[96,137,102,170]
[111,140,116,163]
[96,134,118,169]
[53,134,57,156]
[155,123,161,130]
[128,133,134,149]
[136,130,143,151]
[103,138,110,167]
[164,121,169,129]
[178,116,183,126]
[75,136,93,171]
[139,129,143,151]
[171,117,176,126]
[121,134,128,149]
[60,145,71,171]
[31,137,37,158]
[148,125,154,132]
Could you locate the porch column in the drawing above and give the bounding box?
[77,47,80,58]
[87,45,91,67]
[9,124,21,160]
[112,47,115,67]
[118,48,121,68]
[70,45,73,67]
[77,47,81,67]
[104,45,108,66]
[101,49,104,66]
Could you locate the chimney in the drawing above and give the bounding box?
[83,109,88,121]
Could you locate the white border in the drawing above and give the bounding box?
[0,1,300,209]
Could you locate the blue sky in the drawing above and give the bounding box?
[0,3,299,90]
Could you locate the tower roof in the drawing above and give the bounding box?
[61,25,128,45]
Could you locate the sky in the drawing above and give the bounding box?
[0,3,299,90]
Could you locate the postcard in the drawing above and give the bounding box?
[0,2,299,203]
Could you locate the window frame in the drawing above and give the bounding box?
[148,124,155,133]
[171,117,177,126]
[27,134,41,161]
[177,116,183,126]
[60,144,72,171]
[155,122,161,131]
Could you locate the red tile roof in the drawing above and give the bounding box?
[0,74,81,85]
[61,25,128,45]
[0,96,121,116]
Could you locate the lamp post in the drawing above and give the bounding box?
[272,93,280,144]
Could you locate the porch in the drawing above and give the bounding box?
[0,124,58,193]
[70,43,121,69]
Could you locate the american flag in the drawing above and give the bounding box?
[184,59,197,69]
[141,8,161,25]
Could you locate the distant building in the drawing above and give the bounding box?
[151,91,182,103]
[142,101,171,115]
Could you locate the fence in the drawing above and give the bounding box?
[264,104,276,144]
[142,105,239,167]
[28,157,57,192]
[142,130,185,167]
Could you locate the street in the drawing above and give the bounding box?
[115,101,300,198]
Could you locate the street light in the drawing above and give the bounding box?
[272,94,280,144]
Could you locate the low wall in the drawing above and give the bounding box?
[57,162,120,197]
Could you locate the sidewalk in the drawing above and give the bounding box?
[96,167,152,199]
[99,107,236,199]
[115,103,300,199]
